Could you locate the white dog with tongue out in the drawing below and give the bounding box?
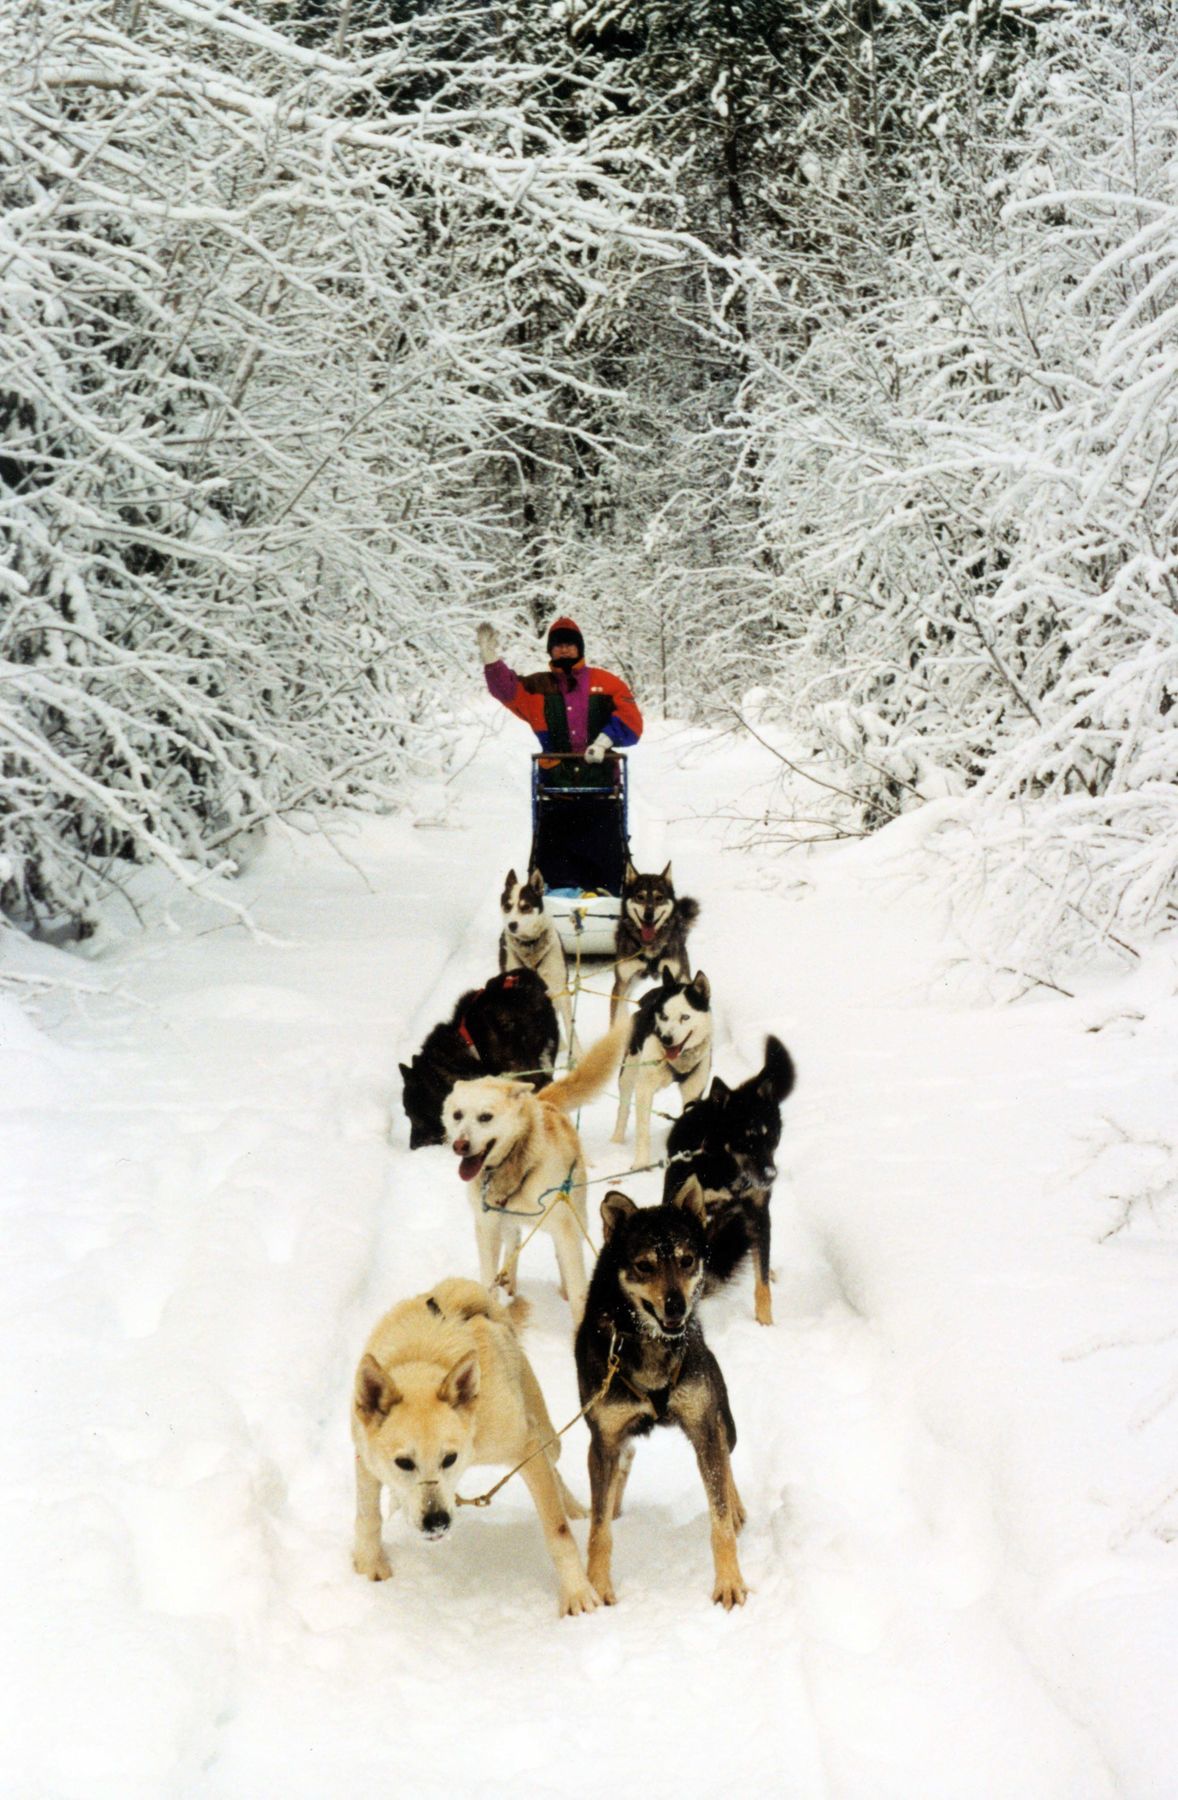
[442,1016,629,1323]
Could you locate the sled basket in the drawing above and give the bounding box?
[529,753,629,956]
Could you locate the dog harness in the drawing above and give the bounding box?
[480,1158,576,1219]
[602,1322,689,1422]
[456,973,524,1058]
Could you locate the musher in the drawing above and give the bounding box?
[477,615,643,891]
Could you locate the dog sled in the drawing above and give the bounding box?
[529,751,630,956]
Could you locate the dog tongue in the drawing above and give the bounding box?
[665,1041,682,1060]
[458,1152,486,1182]
[640,924,656,944]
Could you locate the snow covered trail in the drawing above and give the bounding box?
[2,714,1172,1798]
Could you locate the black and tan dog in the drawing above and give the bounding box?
[400,969,558,1150]
[610,862,700,1021]
[662,1036,796,1326]
[574,1181,747,1609]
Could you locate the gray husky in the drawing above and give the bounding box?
[610,862,700,1021]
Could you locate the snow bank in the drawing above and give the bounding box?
[1,717,1174,1796]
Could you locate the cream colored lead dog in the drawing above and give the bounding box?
[352,1278,599,1617]
[443,1015,628,1320]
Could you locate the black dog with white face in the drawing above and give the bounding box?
[662,1035,795,1326]
[398,968,558,1150]
[575,1181,747,1610]
[611,969,714,1169]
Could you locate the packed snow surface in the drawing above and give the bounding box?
[3,715,1177,1798]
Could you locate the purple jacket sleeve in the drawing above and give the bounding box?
[483,659,519,704]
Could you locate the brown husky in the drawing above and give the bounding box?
[352,1278,599,1617]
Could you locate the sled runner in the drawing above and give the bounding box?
[529,752,630,955]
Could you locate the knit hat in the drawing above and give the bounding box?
[547,615,584,661]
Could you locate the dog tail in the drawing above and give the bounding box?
[678,895,701,928]
[427,1278,511,1324]
[535,1013,629,1112]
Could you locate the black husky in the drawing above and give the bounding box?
[575,1182,747,1610]
[610,861,700,1021]
[399,969,558,1149]
[661,1036,795,1325]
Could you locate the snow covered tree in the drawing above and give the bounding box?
[0,0,681,931]
[744,1,1178,962]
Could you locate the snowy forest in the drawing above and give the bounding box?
[4,0,1178,972]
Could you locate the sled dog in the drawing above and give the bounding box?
[443,1015,629,1321]
[351,1278,599,1617]
[663,1036,796,1326]
[499,867,578,1058]
[612,969,713,1169]
[611,862,699,1021]
[574,1182,747,1610]
[400,969,558,1150]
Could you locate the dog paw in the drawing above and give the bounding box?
[560,1581,602,1618]
[587,1563,616,1604]
[353,1551,392,1582]
[712,1576,748,1610]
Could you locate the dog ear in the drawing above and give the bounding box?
[687,970,711,1007]
[438,1350,480,1411]
[660,861,673,885]
[708,1074,730,1103]
[355,1354,400,1422]
[760,1035,796,1102]
[503,867,517,894]
[672,1175,708,1226]
[528,867,546,895]
[623,860,637,887]
[601,1190,637,1241]
[399,1063,412,1081]
[660,965,677,992]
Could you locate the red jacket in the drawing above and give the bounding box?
[484,659,643,754]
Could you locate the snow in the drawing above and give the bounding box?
[3,711,1177,1797]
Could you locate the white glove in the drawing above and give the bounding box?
[476,622,500,665]
[584,732,612,765]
